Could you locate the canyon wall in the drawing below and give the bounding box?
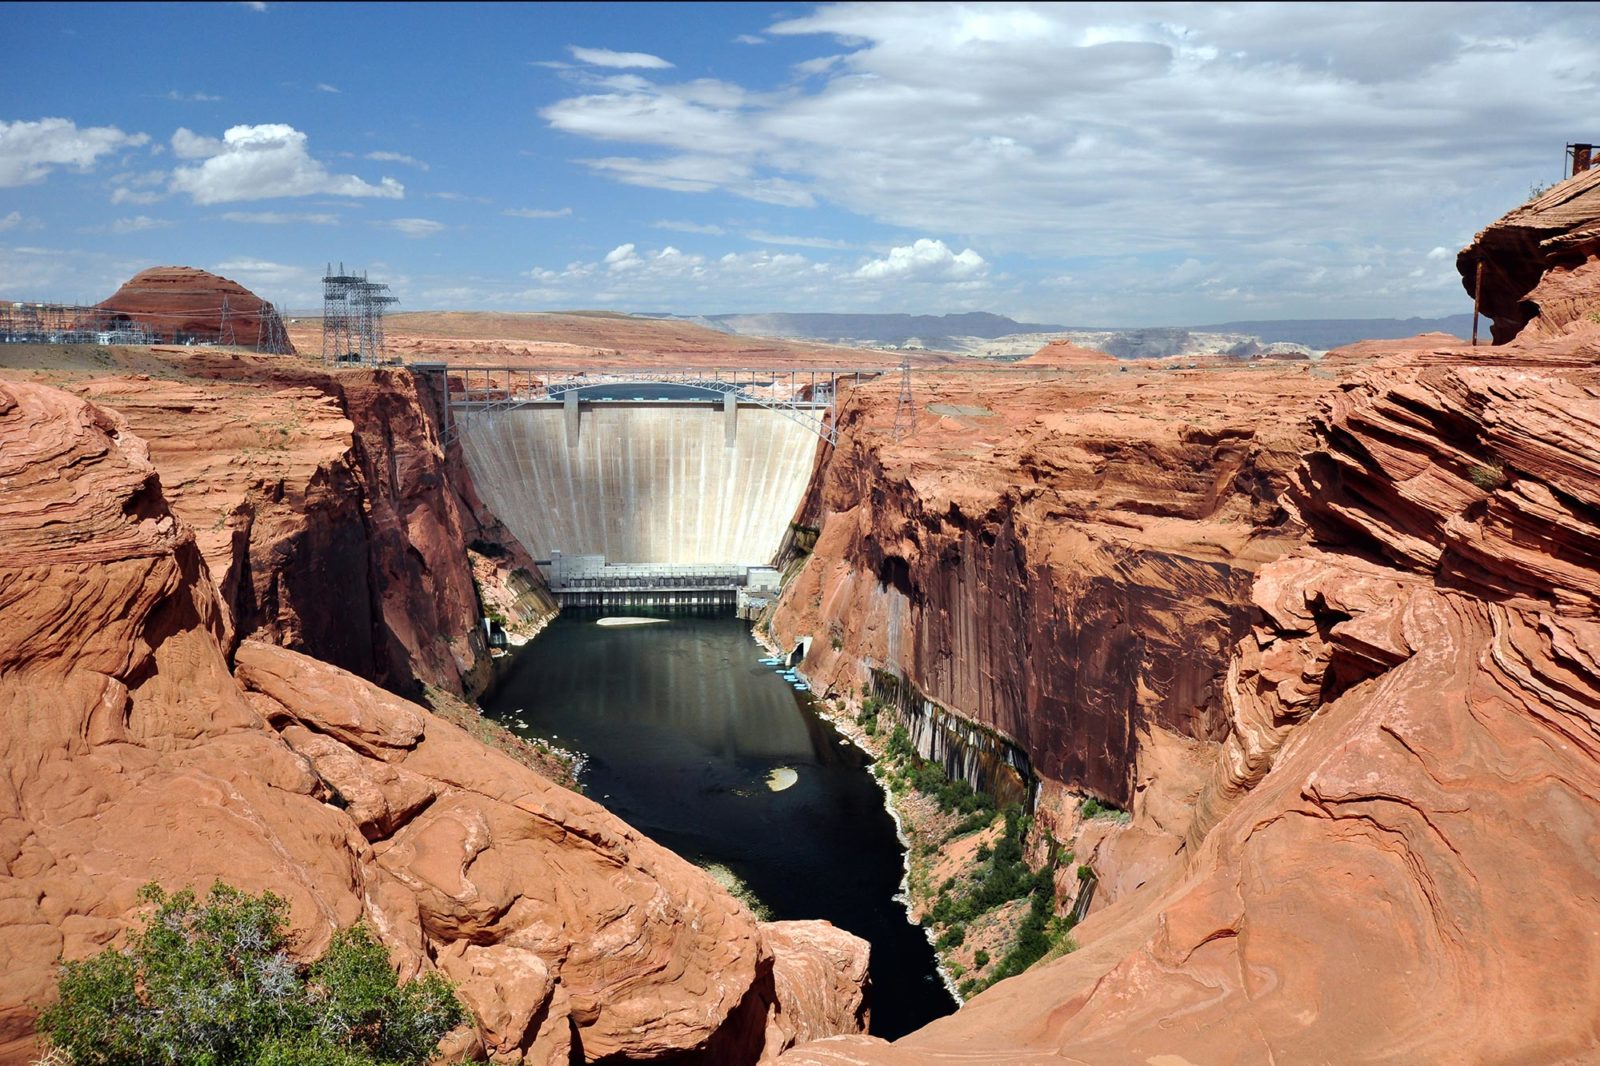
[56,350,489,698]
[780,184,1600,1065]
[0,378,867,1064]
[769,368,1332,805]
[783,322,1600,1066]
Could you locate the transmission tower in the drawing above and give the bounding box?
[891,356,916,441]
[257,301,291,355]
[218,296,236,346]
[321,263,396,364]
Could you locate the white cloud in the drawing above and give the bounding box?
[109,215,170,234]
[734,34,765,45]
[171,127,224,159]
[169,124,404,204]
[567,45,674,69]
[0,118,150,187]
[238,1,267,10]
[380,217,445,237]
[316,83,340,94]
[0,211,20,231]
[746,230,851,250]
[504,206,572,218]
[505,237,996,313]
[221,210,339,225]
[366,150,427,170]
[163,90,223,103]
[536,3,1600,319]
[210,258,318,302]
[855,239,987,282]
[652,219,725,235]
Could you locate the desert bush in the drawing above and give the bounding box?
[39,882,463,1066]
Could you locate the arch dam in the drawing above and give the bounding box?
[412,365,875,607]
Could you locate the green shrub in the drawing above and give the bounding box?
[935,924,966,950]
[40,882,464,1066]
[1467,461,1508,491]
[973,949,989,969]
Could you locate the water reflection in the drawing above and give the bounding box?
[483,609,956,1039]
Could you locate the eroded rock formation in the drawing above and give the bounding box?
[769,367,1333,807]
[780,218,1600,1061]
[60,349,487,698]
[1458,166,1600,343]
[0,380,867,1064]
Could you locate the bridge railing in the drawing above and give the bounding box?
[412,364,880,447]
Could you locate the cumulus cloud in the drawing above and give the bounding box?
[501,237,999,314]
[504,206,572,218]
[855,239,986,281]
[379,217,445,237]
[568,45,674,69]
[0,211,21,231]
[169,124,404,204]
[0,118,150,187]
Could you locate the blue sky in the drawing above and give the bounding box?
[1,2,1593,325]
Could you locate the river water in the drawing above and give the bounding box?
[482,608,956,1039]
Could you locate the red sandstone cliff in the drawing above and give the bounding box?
[0,379,867,1064]
[53,348,488,698]
[770,366,1333,809]
[97,266,295,353]
[1458,166,1600,343]
[776,178,1600,1066]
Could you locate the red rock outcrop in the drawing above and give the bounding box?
[0,378,868,1063]
[1019,340,1115,366]
[97,266,295,352]
[1458,166,1600,342]
[53,348,487,698]
[782,299,1600,1063]
[770,366,1334,806]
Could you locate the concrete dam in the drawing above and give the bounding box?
[435,369,846,605]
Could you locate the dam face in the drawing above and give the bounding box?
[459,400,819,571]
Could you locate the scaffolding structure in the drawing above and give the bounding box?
[321,263,398,364]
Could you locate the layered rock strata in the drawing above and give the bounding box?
[1458,166,1600,342]
[55,349,487,697]
[0,379,868,1064]
[782,329,1600,1062]
[770,367,1334,807]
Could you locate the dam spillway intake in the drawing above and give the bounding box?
[425,366,857,604]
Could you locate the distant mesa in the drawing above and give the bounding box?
[97,265,295,354]
[1021,339,1116,366]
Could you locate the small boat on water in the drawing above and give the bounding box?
[759,656,784,665]
[792,683,810,692]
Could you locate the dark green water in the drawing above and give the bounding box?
[482,609,956,1039]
